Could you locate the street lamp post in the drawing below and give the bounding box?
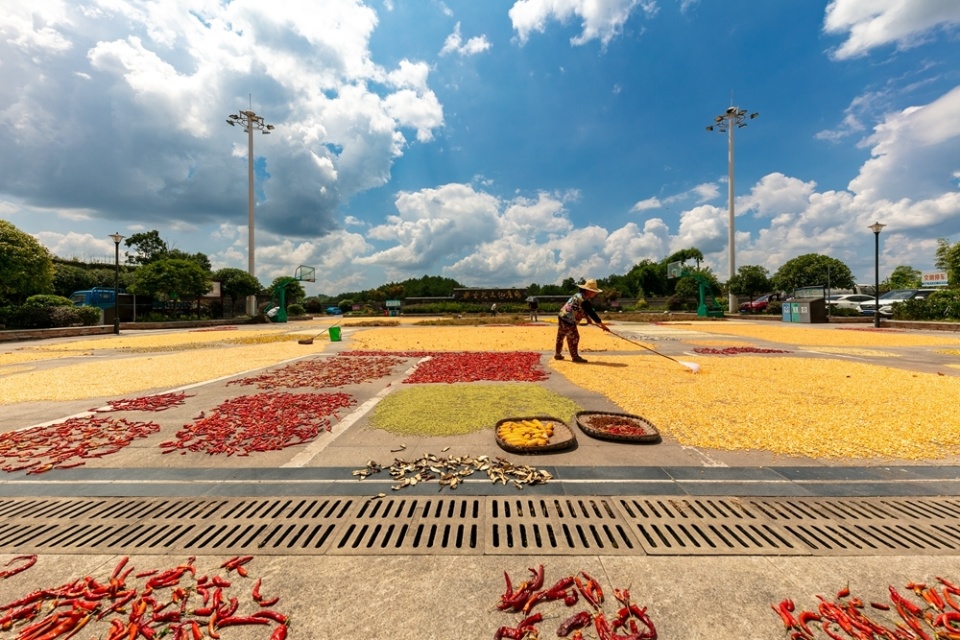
[226,109,274,316]
[868,222,886,328]
[706,106,759,313]
[109,233,124,334]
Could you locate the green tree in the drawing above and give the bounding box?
[53,263,97,298]
[213,268,261,312]
[124,230,168,265]
[771,254,855,294]
[664,248,705,270]
[130,258,210,304]
[935,238,960,287]
[168,249,212,273]
[885,265,921,289]
[728,265,772,300]
[268,277,305,305]
[0,220,55,304]
[626,260,667,297]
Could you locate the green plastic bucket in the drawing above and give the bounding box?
[329,326,342,342]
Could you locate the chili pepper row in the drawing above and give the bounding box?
[0,416,160,475]
[91,392,194,413]
[495,565,657,639]
[405,351,549,384]
[773,576,960,639]
[228,355,404,389]
[0,555,288,639]
[692,346,791,355]
[159,391,355,456]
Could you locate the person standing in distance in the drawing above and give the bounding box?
[555,279,610,363]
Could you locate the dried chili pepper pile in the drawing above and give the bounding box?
[92,392,194,413]
[228,355,404,389]
[691,346,791,355]
[0,555,289,639]
[404,351,549,384]
[772,577,960,639]
[0,416,160,474]
[494,565,657,639]
[160,391,355,456]
[581,415,653,438]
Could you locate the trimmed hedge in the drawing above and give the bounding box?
[0,304,101,328]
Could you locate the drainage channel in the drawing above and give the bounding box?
[1,496,959,556]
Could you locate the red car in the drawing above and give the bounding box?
[738,293,780,313]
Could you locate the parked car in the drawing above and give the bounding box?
[824,294,875,311]
[857,289,937,317]
[325,306,343,315]
[739,293,780,313]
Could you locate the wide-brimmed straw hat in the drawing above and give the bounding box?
[578,279,602,293]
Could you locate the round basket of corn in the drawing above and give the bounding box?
[494,416,577,454]
[575,411,660,444]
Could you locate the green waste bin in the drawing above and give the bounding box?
[329,326,342,342]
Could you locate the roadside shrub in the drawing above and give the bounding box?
[302,297,325,313]
[828,307,861,317]
[666,294,696,312]
[24,294,74,307]
[767,301,783,315]
[896,289,960,320]
[287,303,306,316]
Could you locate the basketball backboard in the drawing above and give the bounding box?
[294,265,316,282]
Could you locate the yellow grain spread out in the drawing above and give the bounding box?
[551,355,960,460]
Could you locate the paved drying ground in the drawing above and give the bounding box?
[0,318,959,639]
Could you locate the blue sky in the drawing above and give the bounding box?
[2,0,959,296]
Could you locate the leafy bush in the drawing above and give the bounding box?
[24,294,75,307]
[767,301,783,315]
[287,303,306,316]
[666,294,696,312]
[2,303,101,328]
[895,289,960,320]
[302,297,325,313]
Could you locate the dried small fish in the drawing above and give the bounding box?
[352,451,552,493]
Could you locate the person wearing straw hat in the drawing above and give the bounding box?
[555,279,610,363]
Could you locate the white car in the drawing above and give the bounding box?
[825,294,874,310]
[858,289,937,317]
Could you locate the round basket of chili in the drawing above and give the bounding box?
[575,411,660,444]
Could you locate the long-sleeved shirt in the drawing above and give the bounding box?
[558,292,602,325]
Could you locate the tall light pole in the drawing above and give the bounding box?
[226,109,274,316]
[869,222,885,328]
[706,106,759,312]
[108,232,124,334]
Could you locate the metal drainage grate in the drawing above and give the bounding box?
[745,497,960,556]
[617,497,804,556]
[487,497,636,555]
[3,496,960,556]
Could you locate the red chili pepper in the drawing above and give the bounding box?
[772,600,799,631]
[252,609,288,624]
[557,611,592,637]
[922,587,946,611]
[0,555,37,579]
[269,625,288,640]
[575,577,600,610]
[217,615,271,627]
[836,586,850,598]
[493,625,526,640]
[797,610,821,637]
